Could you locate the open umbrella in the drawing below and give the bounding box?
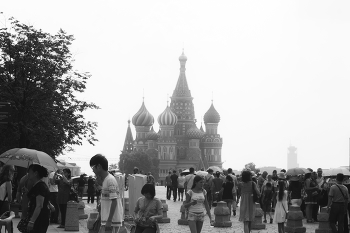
[195,171,208,177]
[286,168,310,176]
[181,169,190,176]
[207,166,222,173]
[0,148,58,172]
[323,167,350,177]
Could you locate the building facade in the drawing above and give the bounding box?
[287,145,299,169]
[122,52,223,184]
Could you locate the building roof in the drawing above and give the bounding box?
[204,103,220,124]
[172,51,192,98]
[158,105,178,126]
[132,101,154,126]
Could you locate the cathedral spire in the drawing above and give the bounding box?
[172,51,192,98]
[122,120,134,153]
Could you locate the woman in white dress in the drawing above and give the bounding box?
[273,180,288,233]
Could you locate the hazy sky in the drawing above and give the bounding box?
[2,1,350,175]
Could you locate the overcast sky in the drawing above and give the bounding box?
[2,1,350,175]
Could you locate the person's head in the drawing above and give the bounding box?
[189,167,195,174]
[207,168,213,174]
[317,168,323,177]
[226,175,233,182]
[262,171,268,178]
[311,172,317,179]
[0,165,15,181]
[241,170,252,183]
[336,173,344,183]
[147,172,151,176]
[266,182,272,189]
[168,171,171,175]
[280,169,286,173]
[227,168,233,174]
[90,154,108,176]
[304,172,311,180]
[80,174,84,179]
[28,164,48,180]
[278,180,285,201]
[267,174,272,181]
[173,170,177,174]
[133,167,139,174]
[215,171,221,178]
[272,170,277,175]
[63,168,71,179]
[191,175,204,189]
[141,183,156,199]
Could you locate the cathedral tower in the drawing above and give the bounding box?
[122,120,134,153]
[132,101,154,152]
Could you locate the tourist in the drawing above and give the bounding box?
[55,168,72,228]
[147,172,155,186]
[258,171,268,192]
[221,175,235,216]
[177,173,186,201]
[77,174,86,199]
[170,170,178,202]
[26,164,50,233]
[134,184,163,233]
[316,168,328,211]
[87,176,96,204]
[274,180,288,233]
[165,171,172,200]
[184,175,212,233]
[0,165,15,215]
[239,170,260,233]
[203,168,213,209]
[328,173,349,233]
[261,182,273,223]
[236,175,242,206]
[48,171,59,224]
[133,167,139,174]
[211,171,224,204]
[288,175,303,207]
[304,172,318,223]
[90,154,123,233]
[227,168,238,212]
[185,167,196,193]
[95,176,102,204]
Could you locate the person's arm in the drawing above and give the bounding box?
[253,182,261,198]
[183,191,196,208]
[106,198,117,227]
[134,198,140,215]
[27,195,44,230]
[149,200,163,221]
[6,181,12,202]
[203,190,212,222]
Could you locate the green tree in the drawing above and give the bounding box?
[244,162,259,172]
[0,17,99,157]
[109,163,118,170]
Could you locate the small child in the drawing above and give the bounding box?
[261,182,273,223]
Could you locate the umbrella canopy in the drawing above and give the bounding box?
[207,166,222,173]
[181,169,190,176]
[286,168,311,176]
[0,148,58,172]
[323,167,350,177]
[195,171,208,177]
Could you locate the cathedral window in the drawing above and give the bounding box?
[214,138,220,142]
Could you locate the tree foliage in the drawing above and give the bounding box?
[119,151,160,180]
[0,17,99,157]
[244,162,260,173]
[109,163,118,170]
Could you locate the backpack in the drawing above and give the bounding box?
[203,175,212,192]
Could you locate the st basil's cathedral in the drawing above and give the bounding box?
[122,51,223,184]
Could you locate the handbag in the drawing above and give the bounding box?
[252,182,259,203]
[134,199,155,228]
[17,217,30,233]
[312,190,319,196]
[69,186,79,202]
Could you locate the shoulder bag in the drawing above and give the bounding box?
[134,199,159,231]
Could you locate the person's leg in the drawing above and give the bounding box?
[188,221,197,233]
[173,187,177,201]
[313,204,319,221]
[343,212,348,233]
[248,221,252,232]
[263,211,267,222]
[207,190,212,209]
[338,206,345,233]
[59,204,67,226]
[196,220,204,233]
[87,193,91,203]
[244,221,250,233]
[178,189,181,201]
[232,193,237,213]
[91,192,95,204]
[306,204,312,222]
[226,200,232,215]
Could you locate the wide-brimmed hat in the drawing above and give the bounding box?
[278,172,286,180]
[289,175,299,181]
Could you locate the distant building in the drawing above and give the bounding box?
[287,145,299,169]
[122,51,223,184]
[258,166,283,175]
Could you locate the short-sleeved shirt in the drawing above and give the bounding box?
[27,181,50,219]
[329,184,349,203]
[288,181,302,199]
[101,174,123,226]
[56,178,72,204]
[135,197,163,218]
[187,189,207,213]
[185,174,196,190]
[212,177,224,193]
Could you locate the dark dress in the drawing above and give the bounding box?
[27,181,50,233]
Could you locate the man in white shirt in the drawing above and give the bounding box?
[90,154,123,233]
[184,167,196,193]
[49,171,59,224]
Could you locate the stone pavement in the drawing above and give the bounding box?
[10,186,320,233]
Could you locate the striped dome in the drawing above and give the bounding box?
[132,102,154,126]
[186,124,204,139]
[146,127,159,140]
[157,106,178,126]
[204,103,220,124]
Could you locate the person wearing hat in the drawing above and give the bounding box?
[288,175,303,207]
[211,171,223,205]
[304,172,319,223]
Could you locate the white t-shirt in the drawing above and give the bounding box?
[101,174,123,226]
[48,172,58,192]
[185,174,196,190]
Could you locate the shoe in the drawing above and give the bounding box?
[263,220,267,223]
[233,210,236,216]
[174,200,176,202]
[270,219,273,224]
[57,225,65,228]
[181,199,183,201]
[178,198,180,201]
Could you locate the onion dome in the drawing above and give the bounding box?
[146,126,158,140]
[132,102,154,126]
[157,106,178,126]
[204,103,220,124]
[186,124,204,139]
[179,50,187,62]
